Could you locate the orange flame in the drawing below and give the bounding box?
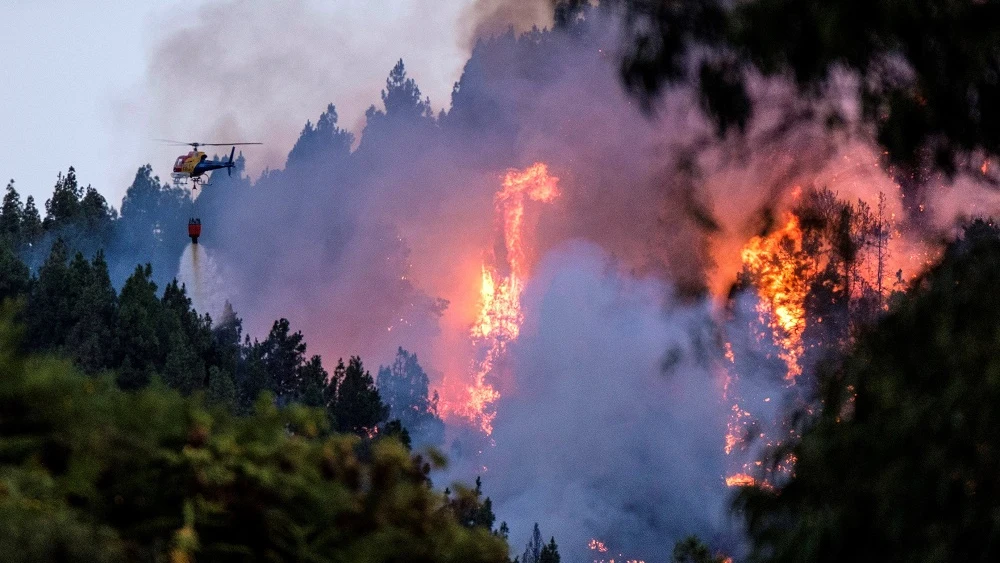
[457,163,561,434]
[739,214,811,381]
[725,472,756,487]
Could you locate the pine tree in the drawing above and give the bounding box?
[447,475,497,531]
[25,239,75,352]
[380,59,432,120]
[236,338,271,415]
[208,301,243,407]
[297,355,330,409]
[0,180,24,244]
[160,280,213,395]
[116,264,162,390]
[522,523,543,563]
[206,365,236,410]
[332,357,388,436]
[0,242,29,304]
[376,347,445,446]
[21,196,42,243]
[44,167,83,228]
[64,251,118,373]
[80,185,113,223]
[116,165,190,287]
[286,104,355,166]
[538,537,560,563]
[260,318,307,405]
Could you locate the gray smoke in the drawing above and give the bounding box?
[477,241,736,561]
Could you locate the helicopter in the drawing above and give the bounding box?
[158,140,261,244]
[161,140,262,190]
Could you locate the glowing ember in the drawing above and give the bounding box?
[456,163,560,434]
[589,539,609,553]
[724,403,751,455]
[740,214,811,381]
[725,472,756,487]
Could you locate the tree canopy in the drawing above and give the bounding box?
[0,308,510,563]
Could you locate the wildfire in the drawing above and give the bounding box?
[740,214,811,381]
[722,213,814,488]
[589,539,609,553]
[457,163,561,434]
[724,472,756,487]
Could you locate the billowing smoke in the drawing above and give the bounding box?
[459,0,554,49]
[478,241,734,561]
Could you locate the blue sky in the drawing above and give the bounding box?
[0,0,519,208]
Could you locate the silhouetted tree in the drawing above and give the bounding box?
[160,280,211,395]
[539,537,560,563]
[377,347,445,446]
[0,180,23,245]
[25,239,75,352]
[332,357,388,436]
[64,251,117,373]
[521,523,544,563]
[21,196,42,243]
[115,165,190,286]
[0,242,29,305]
[115,264,162,390]
[286,103,355,167]
[259,318,307,405]
[44,168,83,229]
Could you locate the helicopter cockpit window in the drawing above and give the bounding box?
[174,156,186,167]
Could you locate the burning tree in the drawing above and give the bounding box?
[735,220,1000,562]
[724,186,898,486]
[454,163,561,435]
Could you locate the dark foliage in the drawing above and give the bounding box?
[736,220,1000,561]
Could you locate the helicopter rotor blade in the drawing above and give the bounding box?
[153,139,261,147]
[196,142,263,146]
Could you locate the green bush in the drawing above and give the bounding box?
[0,313,509,562]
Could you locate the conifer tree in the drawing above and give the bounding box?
[260,318,307,405]
[0,242,29,304]
[44,167,83,228]
[332,356,388,436]
[25,239,75,352]
[0,180,24,244]
[377,347,445,446]
[539,537,560,563]
[65,251,117,373]
[522,523,543,563]
[21,196,42,243]
[116,264,162,390]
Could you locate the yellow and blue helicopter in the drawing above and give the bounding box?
[162,140,261,190]
[158,140,261,244]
